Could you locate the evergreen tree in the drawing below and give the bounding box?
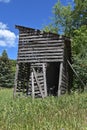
[0,50,14,88]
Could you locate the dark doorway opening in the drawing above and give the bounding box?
[46,62,60,96]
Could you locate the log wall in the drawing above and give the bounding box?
[17,27,64,63]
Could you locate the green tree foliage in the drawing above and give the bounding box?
[53,0,72,36]
[43,24,58,34]
[0,50,15,88]
[70,1,87,89]
[72,26,87,55]
[43,0,73,36]
[72,0,87,30]
[43,0,87,89]
[10,59,16,74]
[72,25,87,88]
[43,0,87,36]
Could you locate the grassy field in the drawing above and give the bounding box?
[0,89,87,130]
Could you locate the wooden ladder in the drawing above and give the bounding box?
[31,64,47,98]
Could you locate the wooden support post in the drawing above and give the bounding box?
[58,62,63,96]
[26,81,29,95]
[13,64,19,98]
[31,71,34,99]
[67,60,85,88]
[43,63,47,97]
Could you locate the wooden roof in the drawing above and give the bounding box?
[15,25,71,41]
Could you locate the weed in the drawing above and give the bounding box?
[0,89,87,130]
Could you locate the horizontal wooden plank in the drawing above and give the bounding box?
[31,63,43,65]
[19,48,64,53]
[36,73,43,77]
[18,50,64,56]
[19,46,63,50]
[18,53,63,58]
[17,59,63,63]
[34,90,45,94]
[19,33,43,37]
[19,36,62,41]
[19,46,64,51]
[19,34,59,38]
[18,43,64,50]
[19,40,64,44]
[19,44,64,49]
[18,51,63,55]
[29,80,44,84]
[18,55,63,59]
[18,54,63,58]
[37,78,44,82]
[19,33,60,38]
[61,80,68,86]
[29,76,44,81]
[19,32,60,38]
[18,59,63,63]
[31,65,43,68]
[32,84,44,89]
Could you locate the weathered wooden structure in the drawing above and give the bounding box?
[14,25,72,98]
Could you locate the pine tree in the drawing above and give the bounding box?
[0,50,14,88]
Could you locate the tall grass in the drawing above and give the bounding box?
[0,89,87,130]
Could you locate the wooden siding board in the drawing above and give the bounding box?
[17,59,63,63]
[43,63,47,97]
[58,62,63,96]
[18,53,63,58]
[19,51,62,56]
[18,46,64,50]
[31,71,34,99]
[19,38,63,42]
[18,41,64,46]
[18,47,64,52]
[19,36,61,40]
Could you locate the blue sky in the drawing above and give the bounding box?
[0,0,74,59]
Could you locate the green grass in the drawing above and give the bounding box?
[0,89,87,130]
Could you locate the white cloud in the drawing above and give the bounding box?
[0,22,8,29]
[0,0,10,3]
[0,22,17,47]
[0,40,6,46]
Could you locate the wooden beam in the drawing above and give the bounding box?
[58,62,63,96]
[18,49,63,53]
[18,46,64,51]
[13,64,19,98]
[31,71,34,99]
[18,56,63,60]
[17,59,63,63]
[67,60,85,88]
[43,63,47,97]
[19,43,64,48]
